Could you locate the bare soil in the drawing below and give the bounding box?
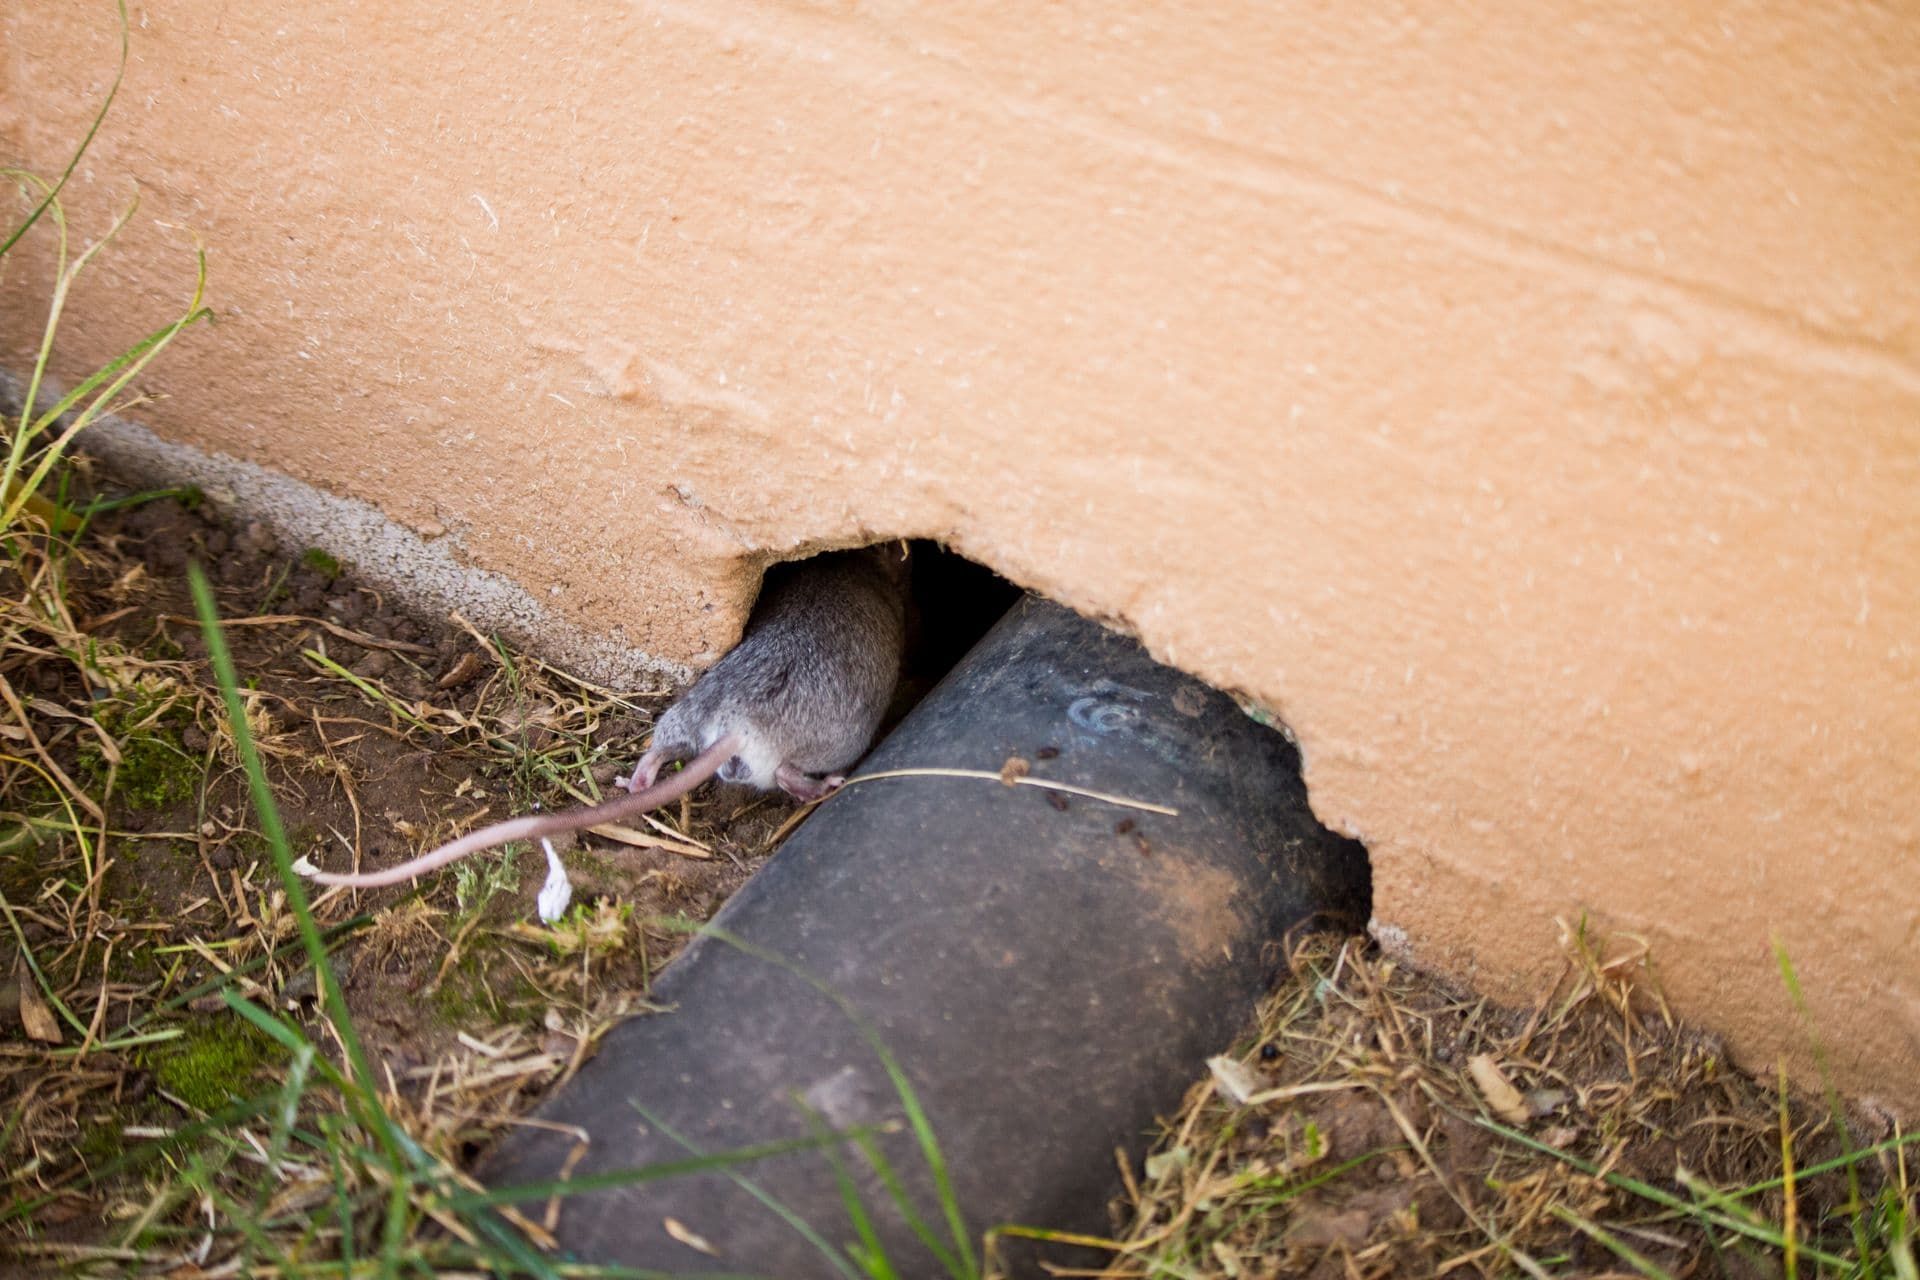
[0,492,791,1268]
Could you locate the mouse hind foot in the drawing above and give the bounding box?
[623,743,682,793]
[774,762,843,804]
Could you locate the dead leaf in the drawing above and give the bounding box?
[663,1216,718,1256]
[1468,1052,1528,1125]
[14,956,61,1045]
[437,650,487,689]
[1207,1054,1264,1106]
[586,822,712,859]
[1144,1145,1190,1182]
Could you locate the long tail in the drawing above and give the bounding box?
[301,733,742,888]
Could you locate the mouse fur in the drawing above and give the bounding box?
[632,544,908,801]
[299,547,909,889]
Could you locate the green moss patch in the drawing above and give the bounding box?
[299,547,342,580]
[76,704,201,814]
[145,1019,280,1113]
[429,938,540,1027]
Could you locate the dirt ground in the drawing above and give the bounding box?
[0,489,792,1265]
[0,487,1910,1277]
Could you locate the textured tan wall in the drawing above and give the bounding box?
[4,3,1917,1107]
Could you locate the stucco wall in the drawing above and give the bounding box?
[4,3,1916,1108]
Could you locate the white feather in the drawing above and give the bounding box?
[537,838,572,924]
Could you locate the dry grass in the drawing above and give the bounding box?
[0,500,809,1276]
[1072,931,1914,1279]
[0,470,990,1278]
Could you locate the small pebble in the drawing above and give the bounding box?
[238,521,277,555]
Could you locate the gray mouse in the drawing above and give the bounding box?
[301,546,908,889]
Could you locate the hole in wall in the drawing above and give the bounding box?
[748,538,1023,732]
[895,538,1024,720]
[754,538,1370,934]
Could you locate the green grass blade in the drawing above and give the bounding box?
[634,1101,862,1280]
[322,1115,361,1275]
[239,1001,317,1276]
[0,884,96,1041]
[1548,1204,1676,1280]
[128,913,373,1028]
[659,920,980,1278]
[444,1128,890,1212]
[1472,1114,1854,1267]
[13,182,94,478]
[200,1174,300,1274]
[1698,1133,1920,1201]
[73,484,203,516]
[0,0,127,260]
[4,249,212,530]
[302,647,441,733]
[841,1122,964,1276]
[190,564,404,1167]
[222,988,316,1057]
[453,1191,568,1280]
[22,284,211,436]
[800,1105,899,1280]
[264,1035,316,1176]
[1891,1196,1918,1280]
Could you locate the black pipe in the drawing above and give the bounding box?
[482,596,1370,1277]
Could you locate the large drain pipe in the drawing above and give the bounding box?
[483,596,1370,1277]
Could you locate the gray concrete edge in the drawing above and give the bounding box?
[0,370,690,688]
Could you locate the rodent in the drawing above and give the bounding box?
[300,546,908,889]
